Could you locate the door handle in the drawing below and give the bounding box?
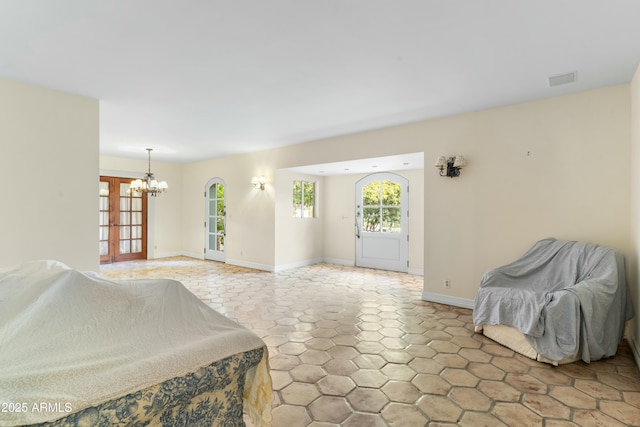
[355,208,361,239]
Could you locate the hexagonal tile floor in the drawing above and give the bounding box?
[100,257,640,426]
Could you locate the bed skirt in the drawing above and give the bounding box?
[31,346,268,427]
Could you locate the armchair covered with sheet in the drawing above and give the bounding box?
[473,238,634,364]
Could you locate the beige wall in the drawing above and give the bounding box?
[274,170,325,269]
[175,146,425,272]
[421,85,631,304]
[3,73,633,347]
[322,174,357,265]
[182,151,277,269]
[101,85,632,316]
[260,85,630,304]
[629,64,640,365]
[0,77,99,271]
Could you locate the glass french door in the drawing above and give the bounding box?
[99,176,148,264]
[205,178,226,262]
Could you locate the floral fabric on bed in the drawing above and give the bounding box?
[34,347,264,427]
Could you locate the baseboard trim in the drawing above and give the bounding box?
[422,292,475,309]
[151,253,426,278]
[153,251,202,260]
[322,258,424,276]
[322,258,355,267]
[225,258,274,272]
[274,258,324,272]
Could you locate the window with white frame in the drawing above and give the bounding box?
[293,180,316,218]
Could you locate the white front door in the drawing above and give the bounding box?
[205,178,226,262]
[355,173,409,272]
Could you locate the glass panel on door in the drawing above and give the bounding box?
[99,181,110,258]
[206,180,226,262]
[120,182,144,255]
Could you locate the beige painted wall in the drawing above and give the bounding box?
[629,64,640,364]
[274,170,325,269]
[99,156,184,258]
[178,150,424,271]
[421,85,631,303]
[2,73,632,338]
[182,151,277,269]
[261,85,630,303]
[0,77,99,271]
[102,85,632,318]
[322,174,357,265]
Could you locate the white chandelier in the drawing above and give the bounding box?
[129,148,168,197]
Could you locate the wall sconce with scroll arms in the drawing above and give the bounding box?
[251,176,266,190]
[435,156,466,178]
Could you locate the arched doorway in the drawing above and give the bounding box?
[205,178,226,262]
[355,173,409,272]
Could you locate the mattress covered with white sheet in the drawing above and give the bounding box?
[0,260,270,426]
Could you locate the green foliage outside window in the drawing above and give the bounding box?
[362,180,401,232]
[293,180,316,218]
[209,183,225,250]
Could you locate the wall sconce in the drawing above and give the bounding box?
[251,176,266,190]
[435,156,466,178]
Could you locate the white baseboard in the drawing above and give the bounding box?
[151,253,425,278]
[151,252,423,273]
[152,251,203,259]
[323,258,355,267]
[225,258,274,272]
[322,258,424,276]
[422,292,475,309]
[274,258,324,272]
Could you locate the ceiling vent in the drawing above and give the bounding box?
[548,71,577,87]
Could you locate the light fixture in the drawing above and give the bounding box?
[129,148,168,196]
[435,155,466,178]
[251,176,266,190]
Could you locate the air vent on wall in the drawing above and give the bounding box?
[548,71,577,87]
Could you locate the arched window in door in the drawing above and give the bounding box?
[355,173,408,272]
[361,179,402,233]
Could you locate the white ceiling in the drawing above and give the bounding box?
[285,152,424,176]
[1,1,639,164]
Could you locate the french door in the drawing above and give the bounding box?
[355,173,409,272]
[205,178,226,262]
[99,176,148,264]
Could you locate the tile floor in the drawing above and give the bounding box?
[100,257,640,426]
